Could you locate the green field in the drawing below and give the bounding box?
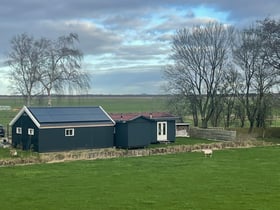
[0,95,168,127]
[1,146,280,210]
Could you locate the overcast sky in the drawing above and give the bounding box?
[0,0,279,95]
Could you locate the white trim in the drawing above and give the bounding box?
[28,128,34,136]
[65,128,75,136]
[9,106,115,129]
[99,106,116,125]
[39,123,114,129]
[16,127,22,134]
[157,121,168,141]
[25,107,41,128]
[9,107,25,126]
[9,106,41,128]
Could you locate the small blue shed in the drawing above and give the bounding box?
[9,106,115,152]
[110,112,178,148]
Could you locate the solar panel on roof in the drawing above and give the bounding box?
[28,107,112,124]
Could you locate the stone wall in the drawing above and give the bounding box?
[0,139,272,166]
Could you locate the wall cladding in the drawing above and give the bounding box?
[190,127,236,141]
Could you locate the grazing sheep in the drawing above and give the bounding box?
[202,149,213,157]
[10,149,17,157]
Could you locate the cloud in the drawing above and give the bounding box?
[42,20,124,55]
[1,1,279,23]
[90,66,165,94]
[1,0,280,94]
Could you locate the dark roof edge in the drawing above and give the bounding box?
[114,115,179,122]
[146,116,180,121]
[114,115,149,122]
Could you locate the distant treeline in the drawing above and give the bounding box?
[0,94,168,98]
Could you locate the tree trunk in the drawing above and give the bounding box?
[201,118,208,128]
[240,117,245,128]
[248,120,254,133]
[225,112,230,128]
[193,112,198,127]
[27,94,31,107]
[47,89,52,107]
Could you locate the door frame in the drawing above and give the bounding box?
[157,121,167,141]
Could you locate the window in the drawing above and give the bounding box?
[28,128,34,136]
[158,123,162,135]
[163,123,166,135]
[16,127,22,134]
[65,128,75,137]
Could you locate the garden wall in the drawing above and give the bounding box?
[0,140,272,166]
[190,127,236,141]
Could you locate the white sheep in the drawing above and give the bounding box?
[202,149,213,157]
[10,149,17,157]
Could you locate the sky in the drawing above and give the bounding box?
[0,0,279,95]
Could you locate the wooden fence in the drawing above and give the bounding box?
[190,127,236,141]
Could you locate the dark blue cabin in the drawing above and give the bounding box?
[113,116,152,148]
[111,112,178,148]
[9,106,115,152]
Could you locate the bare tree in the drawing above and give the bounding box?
[233,27,261,132]
[222,67,242,127]
[234,102,246,128]
[233,23,279,132]
[254,61,277,129]
[39,33,90,106]
[209,66,241,128]
[7,34,48,106]
[7,33,90,106]
[164,22,234,128]
[256,18,280,130]
[258,18,280,70]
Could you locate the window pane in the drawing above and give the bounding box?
[158,123,161,135]
[28,128,34,136]
[16,127,22,134]
[65,128,74,136]
[163,123,166,135]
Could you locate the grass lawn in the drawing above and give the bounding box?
[0,148,39,160]
[1,146,280,209]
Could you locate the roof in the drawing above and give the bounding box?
[10,106,115,128]
[176,122,191,126]
[110,112,178,122]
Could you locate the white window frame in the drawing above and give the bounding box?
[28,128,34,136]
[65,128,75,137]
[16,127,22,134]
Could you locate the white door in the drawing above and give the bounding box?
[157,122,167,141]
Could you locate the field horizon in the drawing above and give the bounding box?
[0,95,169,127]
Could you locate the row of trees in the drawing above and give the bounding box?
[7,33,90,106]
[164,18,280,131]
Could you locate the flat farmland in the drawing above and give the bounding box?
[1,146,280,209]
[0,95,168,126]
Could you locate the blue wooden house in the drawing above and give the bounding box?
[9,106,115,152]
[10,107,177,152]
